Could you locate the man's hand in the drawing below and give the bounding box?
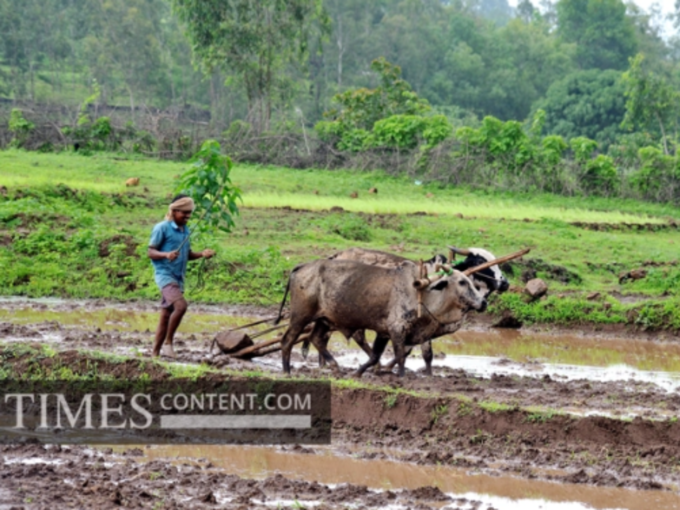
[166,251,180,261]
[202,249,216,259]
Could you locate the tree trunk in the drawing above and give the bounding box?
[128,86,136,118]
[656,112,669,155]
[265,7,272,132]
[29,61,35,102]
[337,16,344,87]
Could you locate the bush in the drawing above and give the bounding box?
[8,109,35,148]
[570,136,598,163]
[582,154,618,196]
[629,147,680,202]
[319,213,372,242]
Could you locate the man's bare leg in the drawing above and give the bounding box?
[161,298,188,358]
[152,307,172,356]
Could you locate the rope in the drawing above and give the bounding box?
[187,257,210,295]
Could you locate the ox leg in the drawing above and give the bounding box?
[299,323,315,360]
[382,346,414,373]
[356,334,389,377]
[281,321,308,374]
[352,330,374,358]
[311,323,339,370]
[317,328,332,368]
[421,341,433,376]
[312,327,334,368]
[350,330,379,372]
[392,340,407,378]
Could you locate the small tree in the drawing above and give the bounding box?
[8,109,34,148]
[621,53,679,155]
[174,140,242,236]
[172,0,328,133]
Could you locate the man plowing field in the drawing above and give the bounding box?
[148,194,215,358]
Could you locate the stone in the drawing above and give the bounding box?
[525,278,548,299]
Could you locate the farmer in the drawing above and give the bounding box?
[148,194,215,358]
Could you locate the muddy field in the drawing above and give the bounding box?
[1,298,680,509]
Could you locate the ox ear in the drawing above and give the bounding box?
[430,279,449,291]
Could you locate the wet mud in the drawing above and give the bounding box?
[0,443,476,510]
[1,298,680,507]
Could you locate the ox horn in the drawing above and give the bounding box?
[448,246,471,256]
[463,248,531,277]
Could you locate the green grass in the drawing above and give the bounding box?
[479,401,516,413]
[2,149,679,222]
[3,149,680,329]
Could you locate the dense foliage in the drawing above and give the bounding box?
[2,0,680,203]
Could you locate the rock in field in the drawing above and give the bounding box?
[525,278,548,300]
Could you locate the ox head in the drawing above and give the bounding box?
[424,253,448,273]
[449,247,509,298]
[417,269,487,324]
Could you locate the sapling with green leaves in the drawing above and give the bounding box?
[148,140,241,359]
[174,139,242,241]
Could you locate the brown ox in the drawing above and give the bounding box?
[278,259,486,377]
[304,247,507,374]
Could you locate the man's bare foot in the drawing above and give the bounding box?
[160,345,177,359]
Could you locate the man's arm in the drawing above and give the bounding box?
[189,249,215,261]
[149,248,180,261]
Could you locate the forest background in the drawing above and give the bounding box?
[2,0,680,202]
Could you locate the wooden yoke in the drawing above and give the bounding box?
[462,248,531,277]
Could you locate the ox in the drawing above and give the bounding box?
[277,259,487,377]
[449,247,509,297]
[301,246,509,374]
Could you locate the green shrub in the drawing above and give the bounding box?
[582,155,618,196]
[373,115,427,149]
[629,147,680,202]
[8,109,35,148]
[570,136,598,163]
[314,57,432,151]
[319,213,372,242]
[540,135,568,166]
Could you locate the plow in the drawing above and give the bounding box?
[211,247,530,361]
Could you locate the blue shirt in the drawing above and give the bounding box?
[149,220,191,291]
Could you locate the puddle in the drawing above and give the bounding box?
[0,299,268,336]
[138,445,680,510]
[335,351,680,393]
[446,330,680,373]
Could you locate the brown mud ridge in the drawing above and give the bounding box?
[0,443,469,509]
[2,349,679,492]
[571,221,678,232]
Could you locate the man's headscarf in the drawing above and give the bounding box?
[166,196,195,221]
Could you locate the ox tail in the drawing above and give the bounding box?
[274,263,304,325]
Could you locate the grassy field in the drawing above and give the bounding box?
[2,149,680,330]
